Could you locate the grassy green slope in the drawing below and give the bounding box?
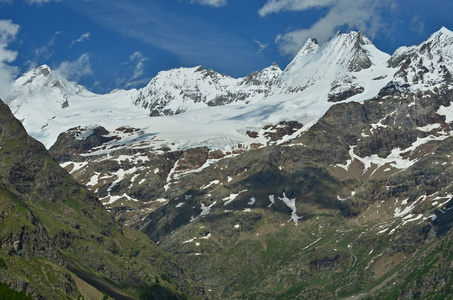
[0,100,201,299]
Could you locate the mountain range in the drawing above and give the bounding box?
[2,27,453,299]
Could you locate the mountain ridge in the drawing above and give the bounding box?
[5,28,452,153]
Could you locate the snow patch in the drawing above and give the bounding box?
[278,192,302,224]
[301,237,321,250]
[200,233,211,240]
[190,201,216,222]
[223,190,247,206]
[268,195,275,207]
[201,180,220,190]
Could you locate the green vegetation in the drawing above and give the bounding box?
[0,100,198,300]
[0,258,6,269]
[0,282,30,300]
[139,284,180,300]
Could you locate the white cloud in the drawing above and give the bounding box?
[190,0,227,8]
[124,77,150,89]
[259,0,335,17]
[0,19,19,99]
[129,51,148,80]
[411,15,425,36]
[55,53,92,81]
[70,32,90,48]
[267,0,394,56]
[67,1,268,79]
[124,51,150,88]
[26,0,60,4]
[34,31,61,60]
[253,39,269,53]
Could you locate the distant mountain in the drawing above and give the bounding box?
[5,27,453,299]
[3,31,397,150]
[134,63,282,116]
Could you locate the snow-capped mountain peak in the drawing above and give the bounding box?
[10,64,88,104]
[297,37,319,57]
[240,62,282,87]
[134,63,282,116]
[276,30,391,104]
[428,26,453,42]
[389,27,453,90]
[14,64,52,87]
[6,28,453,154]
[6,64,145,147]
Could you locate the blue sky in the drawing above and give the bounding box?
[0,0,452,94]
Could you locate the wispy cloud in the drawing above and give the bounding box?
[263,0,395,56]
[253,39,269,53]
[124,51,151,88]
[259,0,335,17]
[129,51,148,80]
[189,0,227,8]
[66,1,268,78]
[411,15,425,36]
[0,19,19,99]
[70,32,90,48]
[55,53,92,81]
[33,31,60,61]
[26,0,60,4]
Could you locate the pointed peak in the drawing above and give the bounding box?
[31,64,53,77]
[307,37,318,45]
[356,31,373,45]
[428,26,453,41]
[14,64,54,87]
[270,62,281,70]
[332,30,372,46]
[296,37,319,57]
[37,64,52,71]
[258,62,282,73]
[437,26,453,35]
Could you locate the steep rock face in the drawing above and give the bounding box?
[176,147,209,171]
[0,100,201,299]
[49,126,115,162]
[389,27,453,89]
[0,100,97,205]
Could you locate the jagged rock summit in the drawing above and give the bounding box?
[273,30,392,106]
[389,26,453,89]
[134,63,282,116]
